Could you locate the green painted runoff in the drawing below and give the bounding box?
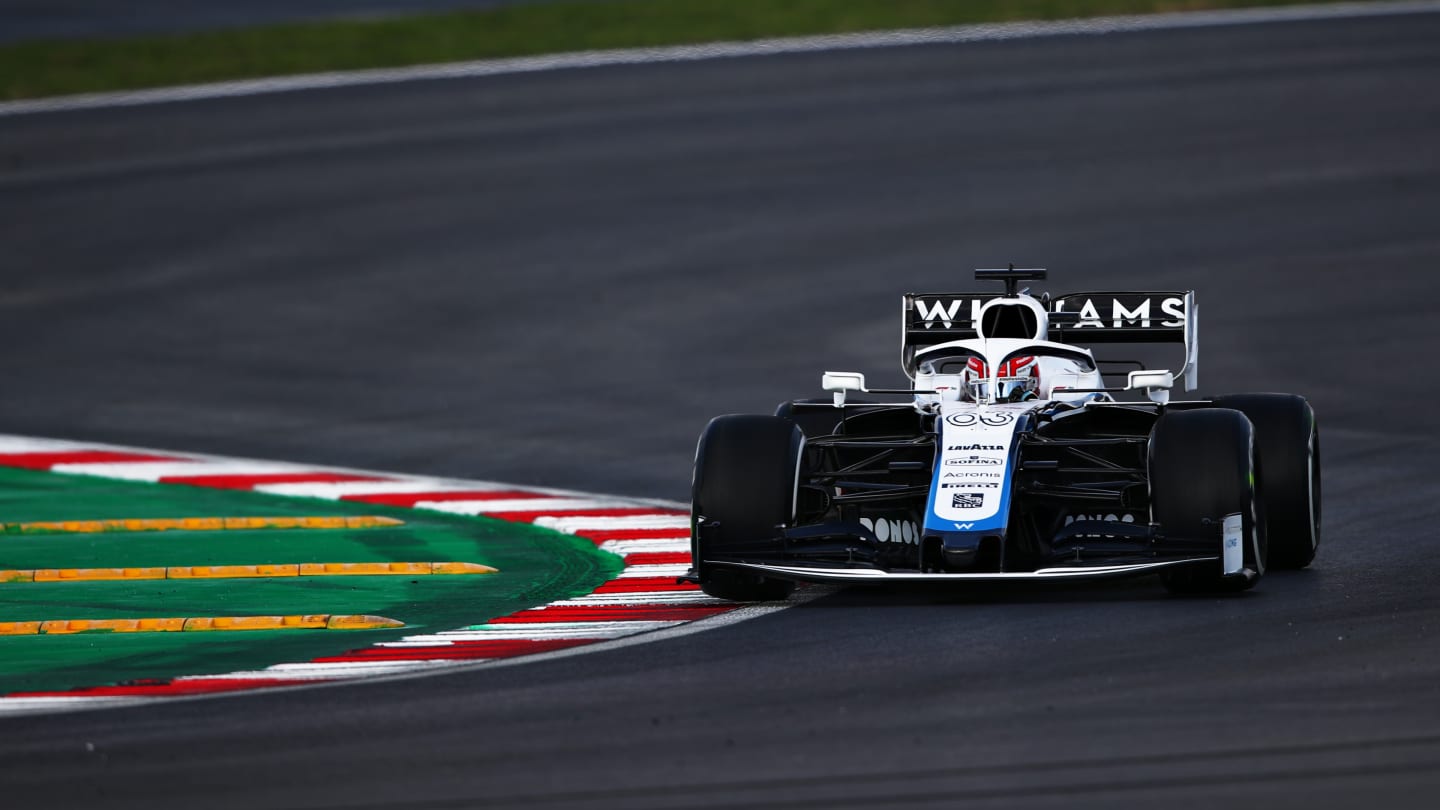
[0,466,621,694]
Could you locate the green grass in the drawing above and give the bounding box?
[0,0,1388,101]
[0,466,621,694]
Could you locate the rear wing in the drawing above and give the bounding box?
[902,289,1199,390]
[902,292,1000,344]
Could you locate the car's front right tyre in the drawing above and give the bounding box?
[1149,408,1265,594]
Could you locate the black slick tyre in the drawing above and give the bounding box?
[1211,394,1321,569]
[1149,408,1265,594]
[691,415,801,602]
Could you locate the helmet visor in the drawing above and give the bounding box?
[968,376,1038,403]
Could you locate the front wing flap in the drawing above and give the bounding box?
[705,557,1220,584]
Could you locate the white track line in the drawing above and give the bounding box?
[552,592,730,607]
[0,437,103,453]
[253,480,502,497]
[0,696,161,711]
[616,564,692,578]
[50,460,310,480]
[1,1,1436,118]
[537,516,690,533]
[419,497,627,515]
[599,539,691,556]
[203,660,472,680]
[389,622,680,642]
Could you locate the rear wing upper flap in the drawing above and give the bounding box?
[1049,291,1190,343]
[902,289,1199,390]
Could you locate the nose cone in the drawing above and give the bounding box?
[939,530,1002,572]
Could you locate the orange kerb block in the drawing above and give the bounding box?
[0,615,401,635]
[31,567,167,582]
[184,615,326,631]
[431,562,499,575]
[326,614,405,630]
[0,621,43,635]
[2,561,493,583]
[166,564,303,579]
[298,562,425,576]
[1,515,405,535]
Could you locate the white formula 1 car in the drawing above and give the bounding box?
[686,269,1321,601]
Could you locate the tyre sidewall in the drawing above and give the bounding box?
[1150,408,1264,592]
[1212,394,1320,569]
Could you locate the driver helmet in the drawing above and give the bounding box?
[965,356,1039,402]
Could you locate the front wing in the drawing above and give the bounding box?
[705,557,1221,585]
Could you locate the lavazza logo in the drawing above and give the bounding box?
[948,443,1004,452]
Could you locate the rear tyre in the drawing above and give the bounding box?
[1150,408,1265,594]
[1211,394,1321,569]
[691,415,801,602]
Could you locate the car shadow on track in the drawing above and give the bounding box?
[791,570,1317,608]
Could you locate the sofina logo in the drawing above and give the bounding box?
[945,457,1002,467]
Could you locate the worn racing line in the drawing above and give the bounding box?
[2,7,1440,810]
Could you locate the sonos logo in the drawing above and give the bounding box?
[860,517,920,546]
[1064,513,1138,526]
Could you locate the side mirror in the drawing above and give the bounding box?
[1127,370,1174,404]
[821,371,867,408]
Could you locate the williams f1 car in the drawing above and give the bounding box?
[687,269,1321,600]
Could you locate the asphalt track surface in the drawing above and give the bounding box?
[2,10,1440,809]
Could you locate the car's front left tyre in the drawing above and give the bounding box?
[690,414,801,602]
